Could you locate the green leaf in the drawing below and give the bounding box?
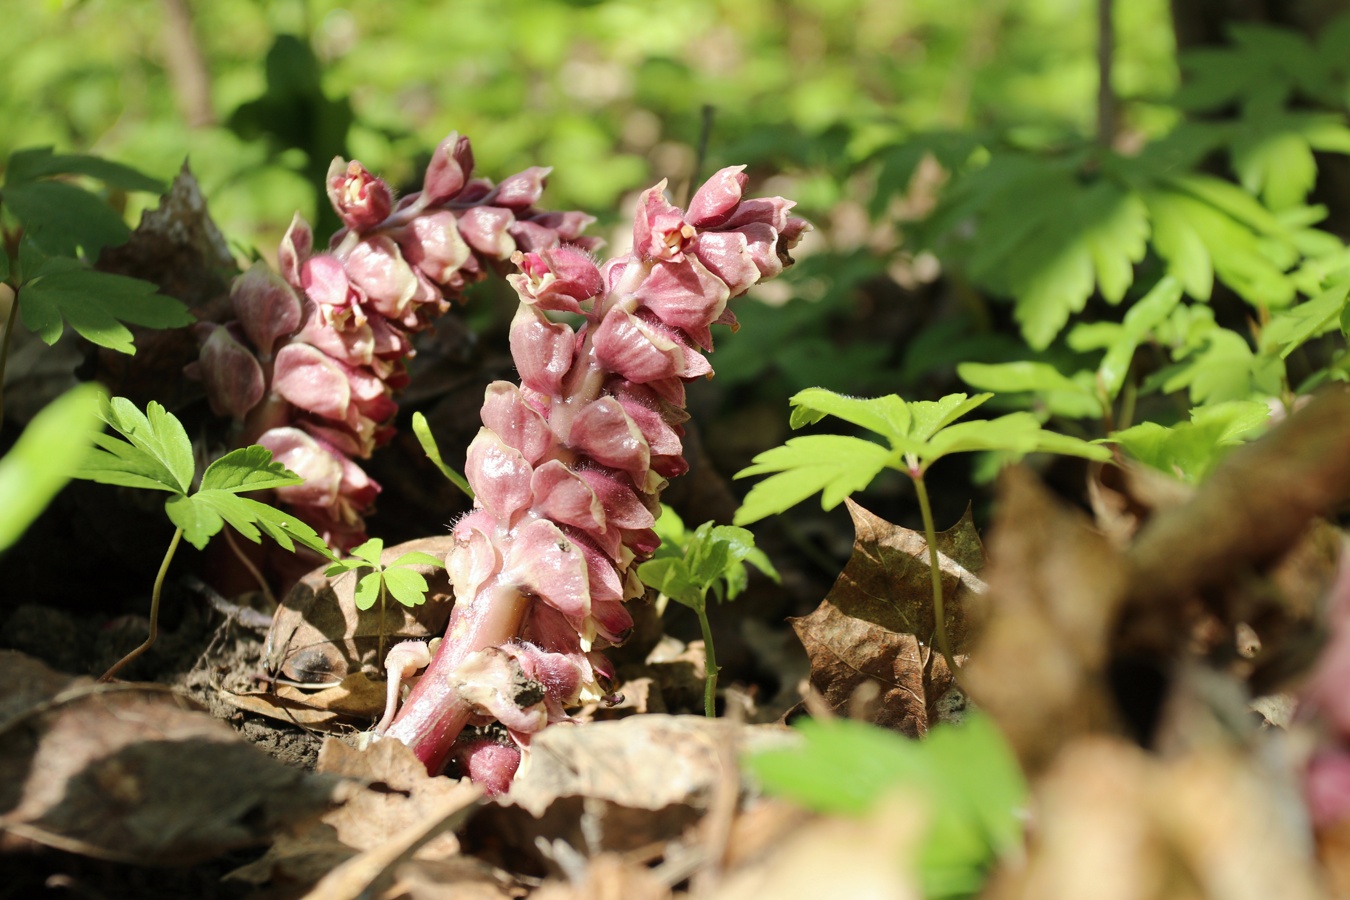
[956,361,1101,419]
[78,396,194,495]
[1076,276,1185,399]
[637,557,703,609]
[164,492,225,550]
[788,387,910,435]
[1261,279,1350,359]
[1109,400,1271,482]
[383,566,431,608]
[187,490,336,559]
[5,146,164,192]
[3,181,132,257]
[349,537,385,567]
[354,571,383,611]
[922,412,1112,466]
[746,714,1026,897]
[412,411,473,499]
[733,434,893,524]
[0,247,9,282]
[19,268,191,354]
[0,384,103,552]
[199,445,304,494]
[388,551,446,570]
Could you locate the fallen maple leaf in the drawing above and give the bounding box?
[790,498,986,734]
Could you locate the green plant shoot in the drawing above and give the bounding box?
[74,394,335,681]
[323,537,446,660]
[638,505,778,717]
[411,411,473,499]
[746,712,1025,899]
[735,388,1110,676]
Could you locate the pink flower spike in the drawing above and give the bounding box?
[686,165,747,228]
[327,158,393,232]
[635,258,731,346]
[633,181,694,263]
[457,206,517,260]
[502,519,592,622]
[481,381,552,465]
[400,210,472,284]
[465,428,534,526]
[509,305,575,397]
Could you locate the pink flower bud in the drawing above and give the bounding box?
[464,428,534,526]
[279,214,314,290]
[685,166,747,228]
[506,246,603,314]
[490,166,551,209]
[327,158,393,232]
[509,305,575,396]
[454,738,521,796]
[195,323,265,420]
[567,397,652,484]
[344,236,420,320]
[272,342,352,421]
[501,518,592,622]
[422,132,474,204]
[301,254,364,330]
[229,263,303,358]
[634,258,731,348]
[256,426,344,507]
[481,381,552,465]
[399,210,471,284]
[456,206,517,259]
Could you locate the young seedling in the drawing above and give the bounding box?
[734,388,1111,677]
[411,411,474,500]
[638,505,779,716]
[322,536,446,660]
[75,394,335,681]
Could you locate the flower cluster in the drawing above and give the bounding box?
[190,133,599,549]
[383,166,808,789]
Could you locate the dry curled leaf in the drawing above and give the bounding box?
[0,651,340,864]
[230,736,483,887]
[791,499,985,734]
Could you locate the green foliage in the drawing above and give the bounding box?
[747,713,1026,898]
[639,505,778,717]
[734,388,1110,525]
[75,395,333,557]
[1,147,190,360]
[640,506,778,610]
[324,537,445,612]
[0,384,103,552]
[1108,401,1270,483]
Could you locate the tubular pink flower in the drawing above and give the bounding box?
[190,133,597,549]
[384,168,808,783]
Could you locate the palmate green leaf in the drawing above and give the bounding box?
[956,361,1101,419]
[79,396,193,494]
[388,551,447,570]
[733,434,892,525]
[1109,400,1270,482]
[5,146,165,193]
[19,265,192,354]
[350,537,385,567]
[788,387,910,434]
[200,445,304,493]
[0,384,103,552]
[179,489,334,557]
[921,413,1111,466]
[1160,328,1285,404]
[3,181,132,258]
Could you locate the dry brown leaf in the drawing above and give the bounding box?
[710,791,924,900]
[0,651,340,864]
[220,671,388,731]
[987,737,1323,900]
[479,716,794,867]
[266,535,456,683]
[962,468,1130,774]
[1087,458,1194,548]
[229,736,481,886]
[530,853,673,900]
[791,499,985,734]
